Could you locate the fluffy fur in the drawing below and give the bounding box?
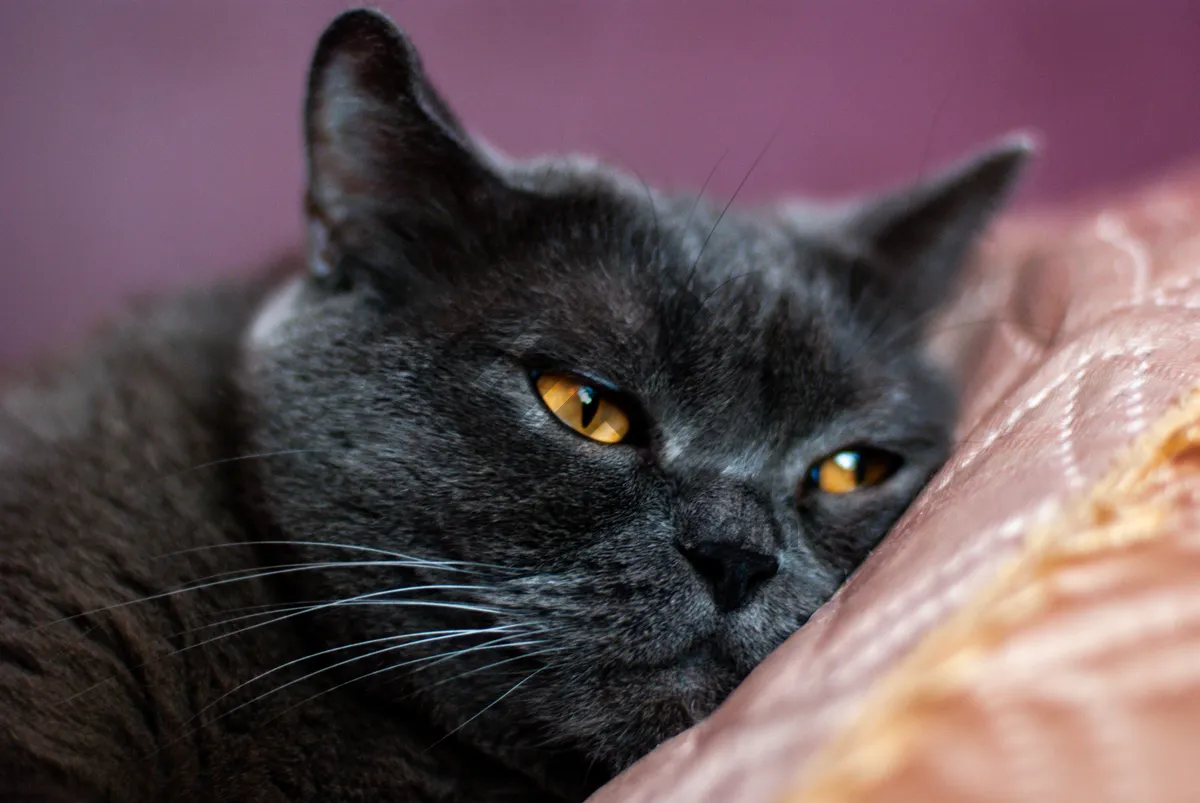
[0,9,1029,802]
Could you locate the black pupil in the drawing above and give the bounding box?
[578,386,599,428]
[851,453,866,482]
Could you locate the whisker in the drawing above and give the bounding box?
[400,627,567,682]
[34,570,490,634]
[156,540,514,573]
[175,561,484,591]
[684,124,783,297]
[185,625,526,728]
[168,596,506,639]
[680,271,757,333]
[345,632,551,698]
[411,645,567,696]
[166,601,320,636]
[626,163,661,263]
[53,591,506,708]
[425,665,550,751]
[366,599,507,615]
[246,632,556,741]
[144,627,528,760]
[400,636,550,681]
[165,449,331,478]
[683,147,731,232]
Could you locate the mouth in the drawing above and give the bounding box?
[664,644,715,686]
[590,637,747,726]
[630,637,745,683]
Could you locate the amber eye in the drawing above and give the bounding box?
[808,448,901,494]
[534,372,631,445]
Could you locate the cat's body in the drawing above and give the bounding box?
[0,273,567,802]
[0,9,1030,802]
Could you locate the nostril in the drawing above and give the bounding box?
[744,553,779,590]
[682,547,727,586]
[677,540,780,613]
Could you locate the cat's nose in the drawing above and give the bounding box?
[678,540,779,613]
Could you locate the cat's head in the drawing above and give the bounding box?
[240,8,1029,785]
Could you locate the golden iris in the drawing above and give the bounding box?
[810,449,899,494]
[535,373,631,445]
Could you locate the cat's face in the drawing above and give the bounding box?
[241,9,1028,783]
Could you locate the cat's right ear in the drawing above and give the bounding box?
[303,9,508,293]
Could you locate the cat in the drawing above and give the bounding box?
[0,8,1030,803]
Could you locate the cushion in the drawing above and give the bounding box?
[590,164,1200,802]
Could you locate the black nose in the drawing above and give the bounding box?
[678,540,779,613]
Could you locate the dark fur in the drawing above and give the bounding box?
[0,9,1029,802]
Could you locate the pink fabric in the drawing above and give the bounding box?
[2,1,1199,365]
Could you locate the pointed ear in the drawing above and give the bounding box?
[838,135,1034,324]
[303,9,508,291]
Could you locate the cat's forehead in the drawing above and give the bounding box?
[510,268,857,393]
[481,186,870,446]
[494,164,856,380]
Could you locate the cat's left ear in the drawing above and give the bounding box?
[831,135,1034,322]
[302,9,511,294]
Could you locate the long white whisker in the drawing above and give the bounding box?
[254,631,549,732]
[389,635,546,680]
[333,632,546,697]
[427,666,550,750]
[175,628,531,742]
[35,575,490,634]
[167,449,331,476]
[184,597,512,636]
[54,590,506,708]
[177,560,481,590]
[416,646,567,694]
[156,541,516,572]
[365,599,506,615]
[169,596,489,638]
[402,625,566,683]
[186,625,526,727]
[151,591,505,661]
[167,602,322,636]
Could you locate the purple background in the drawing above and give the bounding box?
[3,1,1200,365]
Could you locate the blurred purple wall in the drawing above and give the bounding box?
[2,1,1199,365]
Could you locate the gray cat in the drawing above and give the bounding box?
[0,8,1029,802]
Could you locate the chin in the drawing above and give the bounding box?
[570,662,741,771]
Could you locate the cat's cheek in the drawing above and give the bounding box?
[791,495,902,573]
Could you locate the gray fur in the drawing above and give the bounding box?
[0,8,1029,801]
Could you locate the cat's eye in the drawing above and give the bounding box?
[807,448,902,494]
[534,372,631,445]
